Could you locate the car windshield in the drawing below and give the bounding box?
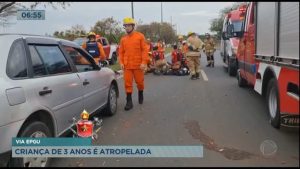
[73,38,86,46]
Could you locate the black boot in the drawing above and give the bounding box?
[195,72,200,79]
[191,74,197,80]
[211,55,214,67]
[138,90,143,104]
[124,93,133,111]
[206,56,211,67]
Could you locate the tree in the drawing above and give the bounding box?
[0,2,70,18]
[53,31,60,37]
[53,24,86,40]
[136,22,176,44]
[0,2,70,28]
[209,2,246,40]
[70,24,86,37]
[91,17,124,44]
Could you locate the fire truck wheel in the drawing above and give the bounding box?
[228,62,236,76]
[104,84,118,116]
[9,121,52,167]
[237,69,247,87]
[266,78,280,129]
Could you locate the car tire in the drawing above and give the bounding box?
[237,69,247,87]
[266,78,280,129]
[9,121,52,167]
[104,84,118,116]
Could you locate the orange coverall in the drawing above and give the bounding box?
[157,42,165,53]
[119,31,148,94]
[82,42,106,64]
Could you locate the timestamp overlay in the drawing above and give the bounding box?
[17,10,45,20]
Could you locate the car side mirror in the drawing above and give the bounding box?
[99,60,109,68]
[227,24,234,38]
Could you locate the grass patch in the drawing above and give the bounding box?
[165,47,172,54]
[108,63,121,71]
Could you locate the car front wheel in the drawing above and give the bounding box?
[104,84,118,116]
[9,121,52,167]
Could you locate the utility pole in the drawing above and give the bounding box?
[131,2,134,19]
[161,2,163,23]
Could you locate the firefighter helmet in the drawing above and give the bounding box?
[87,32,96,38]
[123,17,135,25]
[187,31,195,37]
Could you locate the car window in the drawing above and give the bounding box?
[7,40,28,78]
[62,45,95,72]
[29,45,47,76]
[35,45,71,75]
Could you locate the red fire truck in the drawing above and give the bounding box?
[227,2,299,128]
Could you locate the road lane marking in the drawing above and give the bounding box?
[200,69,208,81]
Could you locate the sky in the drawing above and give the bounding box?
[1,2,235,36]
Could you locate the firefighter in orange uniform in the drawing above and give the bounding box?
[119,17,148,111]
[157,39,165,54]
[82,32,106,64]
[171,44,182,71]
[145,38,153,73]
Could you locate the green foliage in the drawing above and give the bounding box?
[53,24,86,41]
[91,17,124,44]
[136,22,176,44]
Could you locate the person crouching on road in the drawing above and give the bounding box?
[203,33,216,67]
[171,44,182,73]
[186,32,204,80]
[145,38,153,74]
[82,32,106,65]
[118,17,148,111]
[152,44,167,75]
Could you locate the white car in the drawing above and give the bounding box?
[0,34,119,167]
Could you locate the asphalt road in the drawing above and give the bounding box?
[50,50,299,167]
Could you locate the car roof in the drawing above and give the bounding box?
[0,33,80,48]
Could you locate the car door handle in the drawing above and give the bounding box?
[83,80,90,86]
[39,87,52,96]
